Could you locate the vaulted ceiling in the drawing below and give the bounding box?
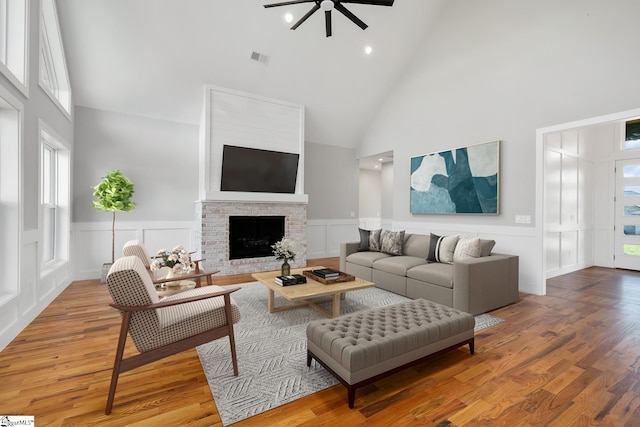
[56,0,444,149]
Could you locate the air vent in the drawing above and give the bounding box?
[250,51,270,65]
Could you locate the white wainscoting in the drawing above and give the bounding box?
[1,230,72,351]
[73,221,198,280]
[306,219,360,259]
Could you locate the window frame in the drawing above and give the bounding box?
[0,84,23,307]
[39,0,71,120]
[39,121,71,274]
[0,0,29,96]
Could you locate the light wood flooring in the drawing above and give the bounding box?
[1,260,640,426]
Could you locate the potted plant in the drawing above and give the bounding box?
[92,170,136,282]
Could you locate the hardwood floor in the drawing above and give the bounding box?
[1,262,640,426]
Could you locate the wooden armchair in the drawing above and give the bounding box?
[104,256,241,414]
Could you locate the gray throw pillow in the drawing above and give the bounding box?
[357,228,370,251]
[480,239,496,257]
[369,229,382,252]
[381,230,405,256]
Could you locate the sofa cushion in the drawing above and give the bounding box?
[403,234,430,258]
[480,239,496,257]
[346,251,392,268]
[369,229,382,252]
[357,228,370,251]
[454,237,481,261]
[372,256,427,276]
[380,230,405,255]
[406,263,454,289]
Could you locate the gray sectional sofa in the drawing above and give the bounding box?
[340,230,519,315]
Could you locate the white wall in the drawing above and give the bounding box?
[358,0,640,294]
[73,107,200,223]
[359,168,382,220]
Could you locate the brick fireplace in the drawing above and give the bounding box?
[195,200,307,276]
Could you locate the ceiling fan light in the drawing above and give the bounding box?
[321,0,334,12]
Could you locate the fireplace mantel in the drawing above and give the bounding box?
[202,191,308,204]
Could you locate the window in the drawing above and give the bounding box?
[41,141,57,265]
[39,0,71,117]
[39,124,70,270]
[625,118,640,151]
[0,86,22,304]
[0,0,28,94]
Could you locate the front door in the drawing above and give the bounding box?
[614,159,640,270]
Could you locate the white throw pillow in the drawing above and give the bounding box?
[454,237,481,262]
[436,235,459,264]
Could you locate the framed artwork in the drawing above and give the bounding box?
[410,140,500,214]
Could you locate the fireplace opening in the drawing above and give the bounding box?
[229,216,285,260]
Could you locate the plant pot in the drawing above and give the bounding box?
[101,262,113,284]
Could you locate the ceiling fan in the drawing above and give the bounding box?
[263,0,395,37]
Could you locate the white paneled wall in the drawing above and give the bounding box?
[544,129,598,278]
[73,221,197,280]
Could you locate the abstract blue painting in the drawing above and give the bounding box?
[410,141,500,214]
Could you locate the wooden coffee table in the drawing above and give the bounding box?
[252,267,375,318]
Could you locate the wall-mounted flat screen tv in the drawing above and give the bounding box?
[220,145,299,194]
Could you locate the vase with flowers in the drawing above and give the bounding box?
[272,238,296,276]
[150,245,195,285]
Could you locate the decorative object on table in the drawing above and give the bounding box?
[410,140,500,214]
[272,237,296,276]
[308,268,339,280]
[92,170,136,283]
[263,0,395,38]
[302,269,355,285]
[150,245,195,285]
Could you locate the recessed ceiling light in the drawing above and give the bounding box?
[284,13,293,23]
[364,45,373,55]
[378,158,384,162]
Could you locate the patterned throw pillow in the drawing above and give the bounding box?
[357,228,370,251]
[454,237,481,262]
[369,229,382,252]
[380,230,405,255]
[427,233,441,262]
[436,234,459,264]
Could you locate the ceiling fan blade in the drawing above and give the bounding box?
[291,3,321,30]
[334,3,368,30]
[325,10,332,37]
[264,0,315,8]
[340,0,394,5]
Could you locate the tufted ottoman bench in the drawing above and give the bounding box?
[306,298,475,408]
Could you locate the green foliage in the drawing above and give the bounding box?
[92,170,136,212]
[92,170,136,264]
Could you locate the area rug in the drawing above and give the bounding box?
[196,282,504,426]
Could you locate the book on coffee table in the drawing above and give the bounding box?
[275,274,307,286]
